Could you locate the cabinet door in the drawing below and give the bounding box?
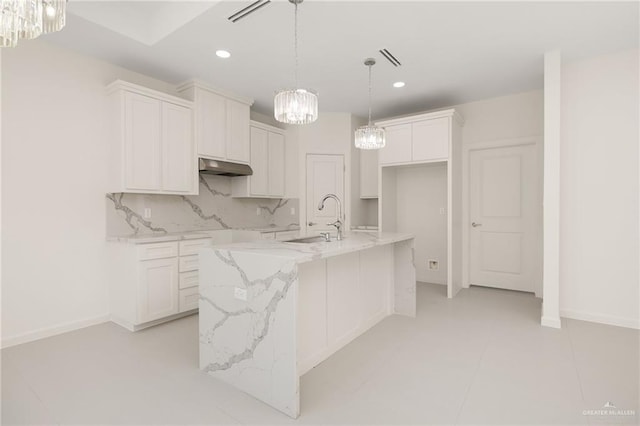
[197,90,226,159]
[360,246,391,322]
[412,117,450,161]
[327,252,361,347]
[268,131,285,197]
[124,92,162,191]
[249,127,269,196]
[137,257,179,323]
[359,149,378,198]
[379,124,412,165]
[297,260,327,373]
[162,102,194,193]
[226,100,250,163]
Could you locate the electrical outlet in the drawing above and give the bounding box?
[428,259,439,271]
[439,207,445,215]
[144,208,152,219]
[290,207,296,215]
[256,207,261,216]
[234,287,248,301]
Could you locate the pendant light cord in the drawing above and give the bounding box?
[367,64,373,126]
[294,1,299,89]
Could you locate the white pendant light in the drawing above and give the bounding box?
[0,0,66,48]
[274,0,318,125]
[355,58,385,149]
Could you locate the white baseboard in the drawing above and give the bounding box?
[560,309,640,330]
[541,316,562,329]
[1,314,110,349]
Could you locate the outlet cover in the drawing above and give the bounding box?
[428,259,439,271]
[290,207,296,215]
[144,208,152,219]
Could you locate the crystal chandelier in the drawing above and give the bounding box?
[1,0,66,48]
[355,58,385,149]
[274,0,318,125]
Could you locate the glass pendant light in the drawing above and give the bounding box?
[0,0,66,48]
[274,0,318,125]
[354,58,385,149]
[42,0,66,34]
[0,1,20,47]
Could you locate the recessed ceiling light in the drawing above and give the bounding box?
[393,81,406,88]
[216,50,231,59]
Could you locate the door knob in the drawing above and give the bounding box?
[308,222,317,226]
[472,222,482,228]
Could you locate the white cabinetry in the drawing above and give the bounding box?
[377,111,460,166]
[109,238,212,331]
[138,257,179,323]
[232,121,286,198]
[297,247,392,375]
[377,108,464,299]
[108,81,196,195]
[177,81,253,164]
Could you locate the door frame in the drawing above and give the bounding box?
[462,136,543,297]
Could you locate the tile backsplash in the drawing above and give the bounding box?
[106,174,299,236]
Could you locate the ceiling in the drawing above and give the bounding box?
[43,1,638,119]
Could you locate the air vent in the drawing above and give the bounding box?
[228,0,271,23]
[379,48,402,67]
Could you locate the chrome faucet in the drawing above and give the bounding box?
[318,193,344,241]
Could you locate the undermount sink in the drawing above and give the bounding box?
[284,236,328,244]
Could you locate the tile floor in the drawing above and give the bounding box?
[2,283,638,425]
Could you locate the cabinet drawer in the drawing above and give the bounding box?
[137,242,178,261]
[179,238,211,256]
[179,287,199,313]
[179,255,199,272]
[179,271,199,289]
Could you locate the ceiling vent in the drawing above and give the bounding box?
[228,0,271,23]
[379,48,402,67]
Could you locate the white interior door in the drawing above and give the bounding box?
[306,154,344,233]
[469,144,538,293]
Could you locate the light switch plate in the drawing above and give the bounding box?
[144,208,152,219]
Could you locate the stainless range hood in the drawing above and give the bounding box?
[198,158,253,177]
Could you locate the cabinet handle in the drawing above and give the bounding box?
[472,222,483,228]
[308,222,317,226]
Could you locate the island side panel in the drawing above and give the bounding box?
[393,238,417,317]
[199,248,300,418]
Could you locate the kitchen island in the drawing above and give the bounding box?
[198,232,416,418]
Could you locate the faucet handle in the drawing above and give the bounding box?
[319,232,331,242]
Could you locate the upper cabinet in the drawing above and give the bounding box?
[177,81,253,164]
[232,121,286,199]
[376,109,464,166]
[107,81,196,195]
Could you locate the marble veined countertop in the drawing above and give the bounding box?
[107,225,301,244]
[208,231,414,264]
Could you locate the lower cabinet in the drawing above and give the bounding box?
[138,257,179,323]
[297,245,392,374]
[109,238,211,331]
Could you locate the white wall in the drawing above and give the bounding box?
[396,164,448,284]
[455,91,543,144]
[1,41,181,347]
[559,48,639,329]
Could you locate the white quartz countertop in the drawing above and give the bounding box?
[107,226,301,244]
[207,232,414,264]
